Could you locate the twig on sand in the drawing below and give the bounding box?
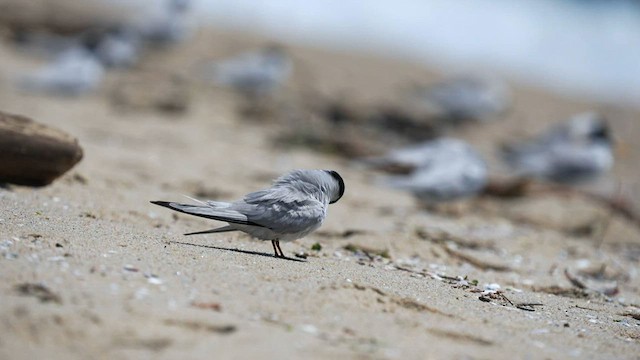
[15,283,62,304]
[516,303,544,312]
[443,246,512,272]
[343,243,390,260]
[575,304,600,312]
[478,290,514,307]
[621,311,640,321]
[564,268,588,289]
[478,289,545,312]
[533,285,590,299]
[415,228,494,251]
[501,292,514,306]
[564,268,619,296]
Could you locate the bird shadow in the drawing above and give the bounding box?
[171,241,307,262]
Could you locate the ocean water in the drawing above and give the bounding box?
[194,0,640,108]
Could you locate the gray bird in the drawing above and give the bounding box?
[501,112,613,183]
[151,169,345,258]
[210,45,292,97]
[364,138,488,202]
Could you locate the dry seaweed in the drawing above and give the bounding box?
[15,283,61,304]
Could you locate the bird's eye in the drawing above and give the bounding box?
[590,126,609,141]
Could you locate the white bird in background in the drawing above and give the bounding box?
[210,45,292,97]
[151,169,345,258]
[501,112,614,183]
[363,138,488,202]
[18,47,105,96]
[413,75,511,123]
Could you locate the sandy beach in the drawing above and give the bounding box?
[0,19,639,359]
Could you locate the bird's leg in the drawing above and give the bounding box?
[271,240,281,258]
[275,240,285,258]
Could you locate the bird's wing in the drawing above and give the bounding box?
[234,187,325,234]
[242,186,300,205]
[545,143,610,181]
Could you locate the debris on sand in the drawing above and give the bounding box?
[315,229,368,239]
[564,268,619,296]
[415,228,494,250]
[620,311,640,321]
[427,328,494,346]
[15,283,62,304]
[532,285,590,299]
[343,243,390,260]
[442,246,512,272]
[163,319,236,334]
[190,301,222,312]
[476,285,544,311]
[110,73,191,115]
[0,111,83,186]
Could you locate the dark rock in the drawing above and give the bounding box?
[0,111,83,186]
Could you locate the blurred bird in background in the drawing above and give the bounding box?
[500,112,614,184]
[206,45,292,98]
[361,138,488,203]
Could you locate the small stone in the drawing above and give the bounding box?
[123,265,139,272]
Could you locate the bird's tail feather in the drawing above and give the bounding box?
[150,200,261,227]
[185,225,236,236]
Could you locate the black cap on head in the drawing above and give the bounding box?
[326,170,345,204]
[590,122,611,142]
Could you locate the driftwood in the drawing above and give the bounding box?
[0,111,83,186]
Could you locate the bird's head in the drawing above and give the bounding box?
[324,170,345,204]
[568,112,611,144]
[274,169,345,205]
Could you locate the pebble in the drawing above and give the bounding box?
[0,111,83,186]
